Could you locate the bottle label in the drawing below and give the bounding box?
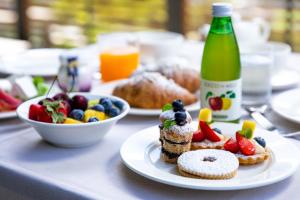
[200,78,241,121]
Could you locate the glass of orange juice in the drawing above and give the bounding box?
[98,33,139,82]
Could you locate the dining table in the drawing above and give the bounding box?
[0,53,299,200]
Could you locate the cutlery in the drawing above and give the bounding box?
[244,105,300,138]
[244,105,276,131]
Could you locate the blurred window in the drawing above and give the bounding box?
[0,0,298,51]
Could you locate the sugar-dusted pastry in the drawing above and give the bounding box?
[177,149,239,179]
[223,120,270,165]
[191,108,227,150]
[159,100,193,145]
[159,100,195,163]
[156,57,200,93]
[112,72,197,109]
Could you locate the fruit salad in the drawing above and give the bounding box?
[28,93,124,124]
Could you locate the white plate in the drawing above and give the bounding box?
[0,49,64,77]
[120,122,300,190]
[272,70,299,91]
[272,89,300,123]
[92,80,200,116]
[0,111,17,119]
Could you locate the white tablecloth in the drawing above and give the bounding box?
[0,106,300,200]
[0,54,300,200]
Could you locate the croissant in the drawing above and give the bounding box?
[113,72,197,109]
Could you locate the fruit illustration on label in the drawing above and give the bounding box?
[206,91,235,111]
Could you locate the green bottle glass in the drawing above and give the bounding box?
[201,3,241,121]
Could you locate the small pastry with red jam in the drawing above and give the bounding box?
[223,120,270,165]
[191,108,226,150]
[159,100,194,163]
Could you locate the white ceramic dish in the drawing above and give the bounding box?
[0,110,17,119]
[92,80,200,116]
[271,70,299,91]
[17,93,130,148]
[120,121,300,190]
[272,89,300,123]
[0,48,64,76]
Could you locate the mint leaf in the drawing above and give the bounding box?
[52,112,65,123]
[43,100,65,123]
[162,103,173,112]
[240,128,253,139]
[43,100,61,109]
[207,120,214,125]
[163,119,176,129]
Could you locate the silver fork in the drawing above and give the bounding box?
[244,105,300,138]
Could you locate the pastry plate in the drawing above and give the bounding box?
[272,89,300,124]
[92,80,200,116]
[0,111,17,119]
[120,122,300,190]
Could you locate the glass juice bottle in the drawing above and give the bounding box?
[201,3,241,121]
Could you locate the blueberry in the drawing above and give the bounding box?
[112,99,124,110]
[159,124,164,130]
[172,99,185,112]
[107,107,120,117]
[88,117,99,123]
[174,111,187,126]
[174,111,187,121]
[91,104,105,112]
[254,137,266,148]
[213,128,222,135]
[175,118,187,126]
[99,98,113,111]
[69,109,84,121]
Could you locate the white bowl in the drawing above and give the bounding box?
[17,93,130,148]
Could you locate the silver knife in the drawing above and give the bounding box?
[245,106,300,138]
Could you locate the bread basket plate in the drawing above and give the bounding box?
[120,121,300,190]
[92,80,200,116]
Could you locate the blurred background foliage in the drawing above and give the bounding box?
[0,0,299,51]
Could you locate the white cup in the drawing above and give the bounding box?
[136,31,184,64]
[240,41,291,75]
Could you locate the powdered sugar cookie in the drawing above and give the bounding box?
[177,149,239,179]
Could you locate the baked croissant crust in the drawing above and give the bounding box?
[157,65,200,93]
[112,72,197,109]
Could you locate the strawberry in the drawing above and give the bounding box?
[28,104,43,120]
[30,100,67,123]
[236,132,255,156]
[192,129,205,142]
[199,121,221,142]
[37,106,53,123]
[224,138,239,153]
